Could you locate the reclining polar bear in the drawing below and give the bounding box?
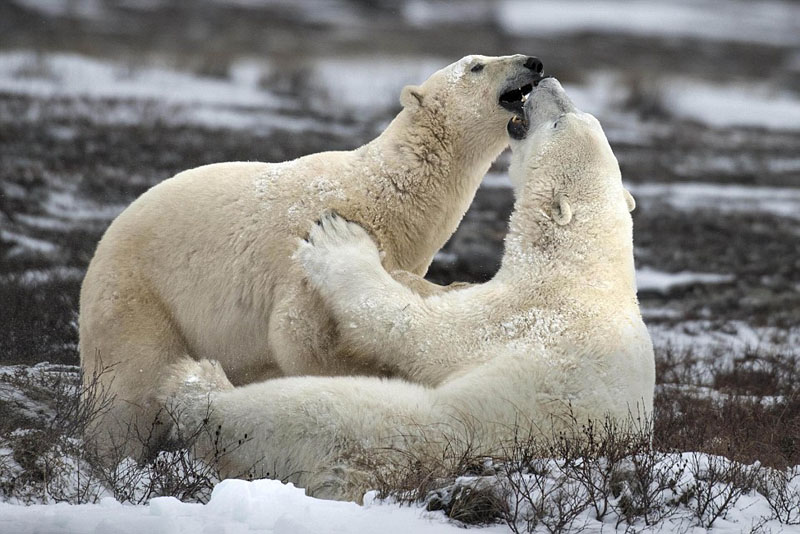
[79,54,544,456]
[162,78,655,501]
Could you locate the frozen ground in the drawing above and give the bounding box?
[1,473,798,534]
[1,362,799,533]
[0,477,509,534]
[1,0,799,531]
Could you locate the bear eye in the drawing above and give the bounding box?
[470,63,485,73]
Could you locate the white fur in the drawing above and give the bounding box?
[80,55,535,456]
[162,79,655,501]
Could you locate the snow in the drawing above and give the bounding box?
[480,172,513,189]
[43,190,128,222]
[2,359,799,533]
[0,51,371,135]
[564,74,800,132]
[404,1,493,27]
[11,0,106,20]
[636,267,734,294]
[483,176,800,222]
[3,50,798,135]
[1,463,797,533]
[210,0,362,25]
[0,479,507,534]
[497,0,800,47]
[627,182,800,220]
[433,251,458,264]
[0,230,59,256]
[663,80,800,131]
[0,267,85,287]
[0,51,338,134]
[307,55,447,114]
[646,320,800,377]
[0,52,280,108]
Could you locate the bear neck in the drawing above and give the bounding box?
[498,185,637,302]
[364,107,506,272]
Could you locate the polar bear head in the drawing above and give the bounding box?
[507,77,636,236]
[399,54,544,158]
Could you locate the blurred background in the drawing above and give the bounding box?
[1,0,799,367]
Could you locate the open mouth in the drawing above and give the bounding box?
[499,81,536,114]
[507,114,529,140]
[505,76,558,140]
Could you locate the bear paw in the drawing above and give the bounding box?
[294,211,381,290]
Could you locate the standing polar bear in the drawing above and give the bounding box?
[161,78,655,501]
[79,54,544,455]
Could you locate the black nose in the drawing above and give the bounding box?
[524,56,544,74]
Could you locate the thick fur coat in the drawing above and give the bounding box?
[161,79,655,501]
[80,55,540,455]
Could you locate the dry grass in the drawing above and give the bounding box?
[0,363,257,504]
[655,346,800,469]
[358,345,800,531]
[1,344,798,531]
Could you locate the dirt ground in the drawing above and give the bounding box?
[1,0,799,367]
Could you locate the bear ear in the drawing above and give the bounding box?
[552,194,572,226]
[400,85,425,109]
[623,189,636,212]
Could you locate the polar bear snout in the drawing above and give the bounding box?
[529,78,576,121]
[523,56,544,74]
[507,77,575,140]
[497,56,544,114]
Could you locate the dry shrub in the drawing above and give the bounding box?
[361,409,784,531]
[1,343,797,530]
[654,348,800,469]
[682,453,760,528]
[426,480,508,526]
[362,414,494,505]
[757,467,800,525]
[0,362,113,503]
[0,363,256,504]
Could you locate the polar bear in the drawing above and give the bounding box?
[79,54,545,456]
[160,78,655,501]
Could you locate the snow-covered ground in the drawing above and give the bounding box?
[3,50,800,136]
[1,456,798,533]
[0,52,360,135]
[628,182,800,220]
[2,0,799,531]
[484,173,800,223]
[0,479,510,534]
[647,320,800,374]
[636,267,734,294]
[496,0,800,46]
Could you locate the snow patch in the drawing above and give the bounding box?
[403,1,493,27]
[663,80,800,131]
[628,182,800,220]
[44,190,127,221]
[0,230,58,256]
[0,52,281,108]
[0,478,501,534]
[11,0,106,20]
[0,267,85,287]
[307,56,447,113]
[497,0,800,46]
[480,172,512,189]
[636,267,734,294]
[648,320,800,366]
